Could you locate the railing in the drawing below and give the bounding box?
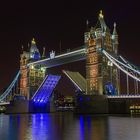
[108,95,140,98]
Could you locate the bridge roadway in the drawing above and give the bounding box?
[27,46,86,67]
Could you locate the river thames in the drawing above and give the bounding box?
[0,112,140,140]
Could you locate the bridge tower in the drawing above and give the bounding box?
[20,39,46,100]
[85,11,119,95]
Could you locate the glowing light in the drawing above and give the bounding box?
[107,95,140,98]
[107,61,113,66]
[99,10,104,18]
[50,50,55,59]
[41,67,46,72]
[31,65,34,69]
[32,75,61,104]
[0,102,10,105]
[31,38,36,45]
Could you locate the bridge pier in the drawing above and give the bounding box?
[5,99,56,114]
[5,100,30,114]
[29,97,56,113]
[75,94,108,114]
[108,98,140,114]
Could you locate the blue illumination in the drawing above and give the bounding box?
[87,116,91,129]
[79,97,83,102]
[32,75,61,106]
[105,83,117,95]
[33,51,41,60]
[31,114,51,140]
[30,51,41,60]
[80,116,84,140]
[80,115,92,140]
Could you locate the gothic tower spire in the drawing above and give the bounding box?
[113,22,118,36]
[112,22,118,54]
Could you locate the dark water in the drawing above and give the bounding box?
[0,113,140,140]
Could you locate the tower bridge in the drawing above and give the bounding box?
[1,11,140,113]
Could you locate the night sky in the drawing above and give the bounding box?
[0,1,140,93]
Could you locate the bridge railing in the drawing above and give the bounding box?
[107,95,140,98]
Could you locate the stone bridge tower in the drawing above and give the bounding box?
[85,11,119,95]
[20,39,46,100]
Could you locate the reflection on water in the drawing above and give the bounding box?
[0,113,140,140]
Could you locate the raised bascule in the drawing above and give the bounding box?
[1,11,140,114]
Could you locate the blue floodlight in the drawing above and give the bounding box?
[105,82,116,95]
[32,75,61,105]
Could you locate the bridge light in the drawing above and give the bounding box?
[40,100,43,103]
[108,61,113,66]
[41,67,46,72]
[31,65,34,69]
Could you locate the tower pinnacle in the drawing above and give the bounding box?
[21,45,24,52]
[86,20,89,27]
[31,38,36,45]
[114,22,116,28]
[86,19,89,31]
[113,22,118,35]
[99,10,104,18]
[42,47,46,58]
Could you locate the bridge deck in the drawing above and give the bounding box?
[63,70,86,92]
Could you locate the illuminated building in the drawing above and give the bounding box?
[85,10,119,95]
[20,38,46,99]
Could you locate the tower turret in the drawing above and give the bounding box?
[84,19,91,44]
[30,38,41,60]
[42,47,46,58]
[112,22,118,54]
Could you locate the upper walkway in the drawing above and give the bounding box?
[27,46,86,68]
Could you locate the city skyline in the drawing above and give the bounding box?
[0,1,140,91]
